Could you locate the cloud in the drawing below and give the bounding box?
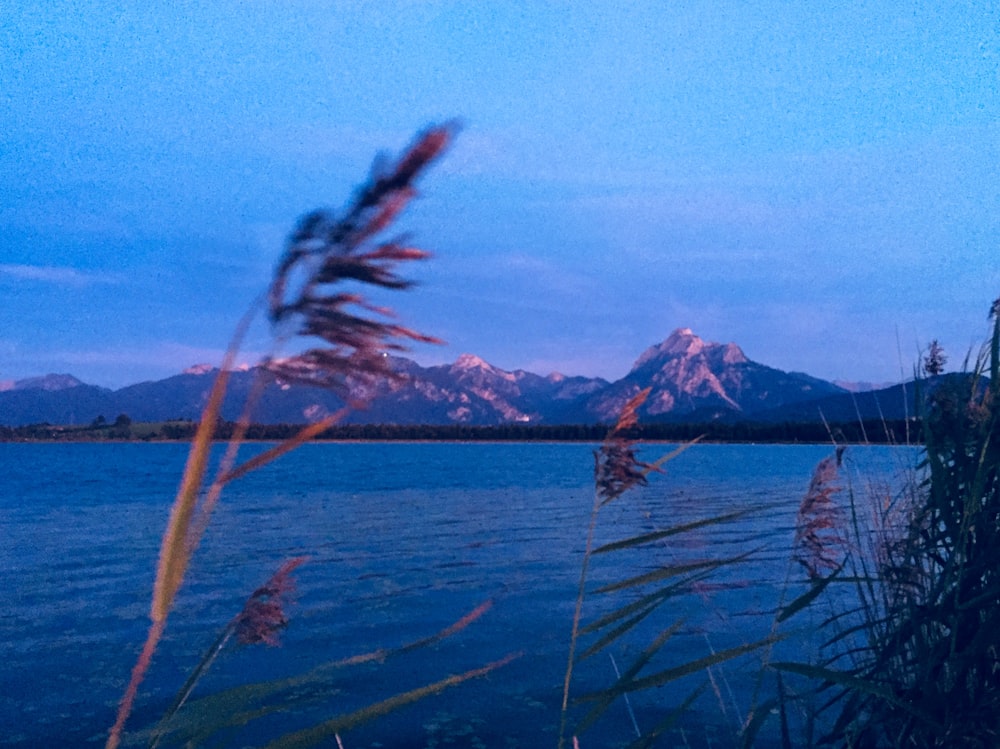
[5,340,268,389]
[0,264,123,287]
[53,341,262,370]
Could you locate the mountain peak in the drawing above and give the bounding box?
[633,328,704,369]
[1,373,86,392]
[632,329,748,371]
[453,353,493,371]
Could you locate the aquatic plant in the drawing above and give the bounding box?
[106,123,516,749]
[148,558,308,749]
[559,389,777,748]
[770,299,1000,747]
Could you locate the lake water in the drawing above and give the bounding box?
[0,442,920,748]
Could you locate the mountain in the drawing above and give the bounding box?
[0,373,87,392]
[833,379,897,393]
[578,328,846,423]
[0,330,868,427]
[0,382,115,425]
[748,376,968,424]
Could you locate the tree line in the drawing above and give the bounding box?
[0,417,916,444]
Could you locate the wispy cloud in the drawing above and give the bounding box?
[0,264,123,287]
[5,341,267,389]
[54,341,261,370]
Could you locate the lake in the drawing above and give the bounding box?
[0,442,920,747]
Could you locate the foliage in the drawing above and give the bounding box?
[923,339,948,377]
[1,417,918,444]
[772,300,1000,747]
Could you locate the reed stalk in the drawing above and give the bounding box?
[107,124,467,748]
[559,389,775,748]
[769,296,1000,747]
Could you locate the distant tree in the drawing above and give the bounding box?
[924,339,947,376]
[91,415,107,428]
[114,413,132,427]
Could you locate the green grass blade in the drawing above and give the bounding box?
[580,575,705,636]
[624,684,708,749]
[595,551,757,594]
[740,696,780,749]
[578,602,661,662]
[770,661,944,729]
[574,622,684,735]
[592,509,755,555]
[585,636,779,699]
[260,653,521,749]
[777,567,842,623]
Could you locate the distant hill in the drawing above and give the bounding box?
[0,373,88,392]
[0,330,898,427]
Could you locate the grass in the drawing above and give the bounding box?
[762,302,1000,748]
[106,123,519,749]
[102,121,1000,747]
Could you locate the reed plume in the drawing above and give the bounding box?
[594,390,660,505]
[107,124,457,749]
[234,557,306,646]
[792,447,847,581]
[560,390,771,748]
[773,297,1000,747]
[149,558,308,749]
[265,125,452,396]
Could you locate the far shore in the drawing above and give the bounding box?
[0,417,918,446]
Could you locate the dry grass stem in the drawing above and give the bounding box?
[107,124,456,748]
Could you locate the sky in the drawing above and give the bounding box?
[2,1,998,389]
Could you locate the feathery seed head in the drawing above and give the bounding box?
[794,448,847,580]
[594,388,659,504]
[234,557,307,647]
[265,124,455,395]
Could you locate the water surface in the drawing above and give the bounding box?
[0,442,918,747]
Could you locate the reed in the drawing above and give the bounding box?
[768,298,1000,747]
[558,389,777,748]
[101,117,998,747]
[106,123,516,749]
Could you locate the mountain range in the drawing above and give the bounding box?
[0,328,911,427]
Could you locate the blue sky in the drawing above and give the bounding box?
[2,1,998,389]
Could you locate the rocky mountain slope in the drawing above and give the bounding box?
[1,330,890,427]
[578,328,846,422]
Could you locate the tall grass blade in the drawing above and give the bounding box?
[596,636,780,698]
[776,567,842,624]
[219,409,349,484]
[770,661,944,729]
[141,600,496,745]
[592,509,755,555]
[574,622,684,735]
[624,685,707,749]
[594,551,757,595]
[260,653,522,749]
